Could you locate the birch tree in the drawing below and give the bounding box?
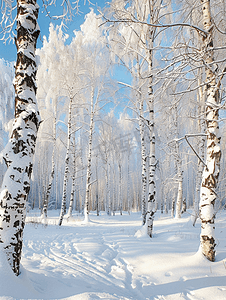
[198,0,224,261]
[0,0,83,275]
[75,10,113,221]
[107,0,169,236]
[0,0,40,275]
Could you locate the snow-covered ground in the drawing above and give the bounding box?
[0,209,226,300]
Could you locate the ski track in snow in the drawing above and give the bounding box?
[1,211,226,300]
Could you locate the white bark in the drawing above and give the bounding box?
[67,136,76,219]
[146,1,156,236]
[127,152,131,214]
[193,69,205,225]
[0,0,40,275]
[175,138,183,219]
[58,97,73,226]
[171,190,176,218]
[42,115,56,219]
[107,163,111,216]
[170,104,183,219]
[118,162,123,215]
[84,87,95,222]
[199,0,221,262]
[139,100,147,225]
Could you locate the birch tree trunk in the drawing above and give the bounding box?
[67,136,76,219]
[80,144,85,214]
[139,100,147,225]
[107,163,111,216]
[0,0,40,275]
[84,87,95,222]
[171,190,176,218]
[127,151,131,214]
[42,115,56,218]
[146,3,156,236]
[170,103,184,219]
[193,69,205,226]
[175,138,183,219]
[118,162,123,215]
[95,156,99,216]
[58,96,73,226]
[199,0,221,261]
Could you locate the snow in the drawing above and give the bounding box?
[1,210,226,300]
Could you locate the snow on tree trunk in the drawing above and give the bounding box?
[0,0,40,275]
[58,97,73,226]
[199,0,221,262]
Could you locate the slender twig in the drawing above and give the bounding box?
[184,135,207,169]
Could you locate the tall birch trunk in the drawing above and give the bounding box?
[0,0,40,275]
[42,115,56,218]
[104,160,111,216]
[58,97,73,226]
[67,136,76,219]
[127,151,131,214]
[199,0,221,261]
[118,162,123,215]
[112,164,116,216]
[147,119,156,235]
[170,103,183,219]
[95,156,99,216]
[84,87,94,222]
[139,100,147,225]
[146,1,156,237]
[80,144,85,214]
[107,163,111,216]
[175,138,183,219]
[171,190,176,218]
[193,69,205,225]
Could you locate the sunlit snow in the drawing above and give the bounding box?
[1,210,226,300]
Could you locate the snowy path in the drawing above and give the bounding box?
[1,211,226,299]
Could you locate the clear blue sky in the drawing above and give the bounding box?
[0,0,107,62]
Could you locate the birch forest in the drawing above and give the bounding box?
[0,0,226,299]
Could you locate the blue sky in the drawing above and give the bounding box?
[0,0,107,62]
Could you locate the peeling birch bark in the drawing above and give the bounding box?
[0,0,40,275]
[199,0,221,262]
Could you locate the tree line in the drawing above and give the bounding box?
[0,0,225,276]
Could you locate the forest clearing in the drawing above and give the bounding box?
[0,0,226,299]
[1,209,226,299]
